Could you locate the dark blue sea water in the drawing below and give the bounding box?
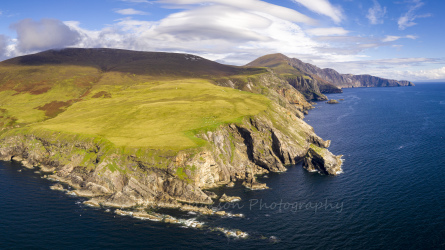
[1,83,445,249]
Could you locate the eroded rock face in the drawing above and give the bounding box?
[0,75,343,210]
[286,57,414,88]
[303,146,343,175]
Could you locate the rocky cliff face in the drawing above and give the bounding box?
[245,54,342,101]
[286,57,414,88]
[0,102,342,209]
[0,49,344,214]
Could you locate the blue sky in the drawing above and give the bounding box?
[0,0,444,81]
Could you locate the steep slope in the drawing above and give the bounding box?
[277,55,414,88]
[0,48,342,213]
[246,53,342,101]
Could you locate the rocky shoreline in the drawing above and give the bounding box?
[0,68,343,237]
[1,117,342,206]
[0,106,342,233]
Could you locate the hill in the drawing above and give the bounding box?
[0,48,342,214]
[2,48,265,77]
[250,53,413,88]
[246,53,342,101]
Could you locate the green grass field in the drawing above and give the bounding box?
[0,49,273,152]
[33,78,270,150]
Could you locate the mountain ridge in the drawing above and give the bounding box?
[246,53,342,101]
[1,48,264,78]
[248,53,414,88]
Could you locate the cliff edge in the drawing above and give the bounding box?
[0,48,342,211]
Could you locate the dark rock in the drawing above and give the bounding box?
[303,146,343,175]
[219,193,241,202]
[327,99,339,104]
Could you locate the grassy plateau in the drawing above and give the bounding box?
[0,49,271,152]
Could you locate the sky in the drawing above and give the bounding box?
[0,0,444,82]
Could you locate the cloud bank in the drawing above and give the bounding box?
[156,0,318,25]
[292,0,343,23]
[10,18,81,53]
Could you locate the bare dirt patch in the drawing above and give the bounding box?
[36,100,74,118]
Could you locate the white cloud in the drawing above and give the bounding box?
[405,35,418,40]
[366,0,386,24]
[395,67,445,81]
[153,5,272,41]
[156,0,318,25]
[382,35,418,42]
[398,0,431,30]
[382,35,401,42]
[10,18,81,53]
[62,6,323,64]
[115,8,149,15]
[366,57,435,64]
[309,57,444,81]
[121,0,152,3]
[292,0,343,23]
[306,27,349,36]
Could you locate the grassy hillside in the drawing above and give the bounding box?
[35,78,270,150]
[0,49,270,152]
[246,53,342,100]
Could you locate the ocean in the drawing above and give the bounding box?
[0,83,444,249]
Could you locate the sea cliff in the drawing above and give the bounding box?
[0,48,343,215]
[0,104,341,210]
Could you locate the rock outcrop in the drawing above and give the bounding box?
[327,99,339,104]
[219,194,241,203]
[303,145,343,175]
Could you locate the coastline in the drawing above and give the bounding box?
[0,102,343,234]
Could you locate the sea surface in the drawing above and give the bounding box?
[1,83,444,249]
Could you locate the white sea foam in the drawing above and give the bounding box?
[181,218,204,228]
[215,227,248,238]
[67,191,77,196]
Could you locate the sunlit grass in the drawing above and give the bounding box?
[34,79,270,150]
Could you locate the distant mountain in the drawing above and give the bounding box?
[249,53,413,89]
[246,53,342,101]
[2,48,263,77]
